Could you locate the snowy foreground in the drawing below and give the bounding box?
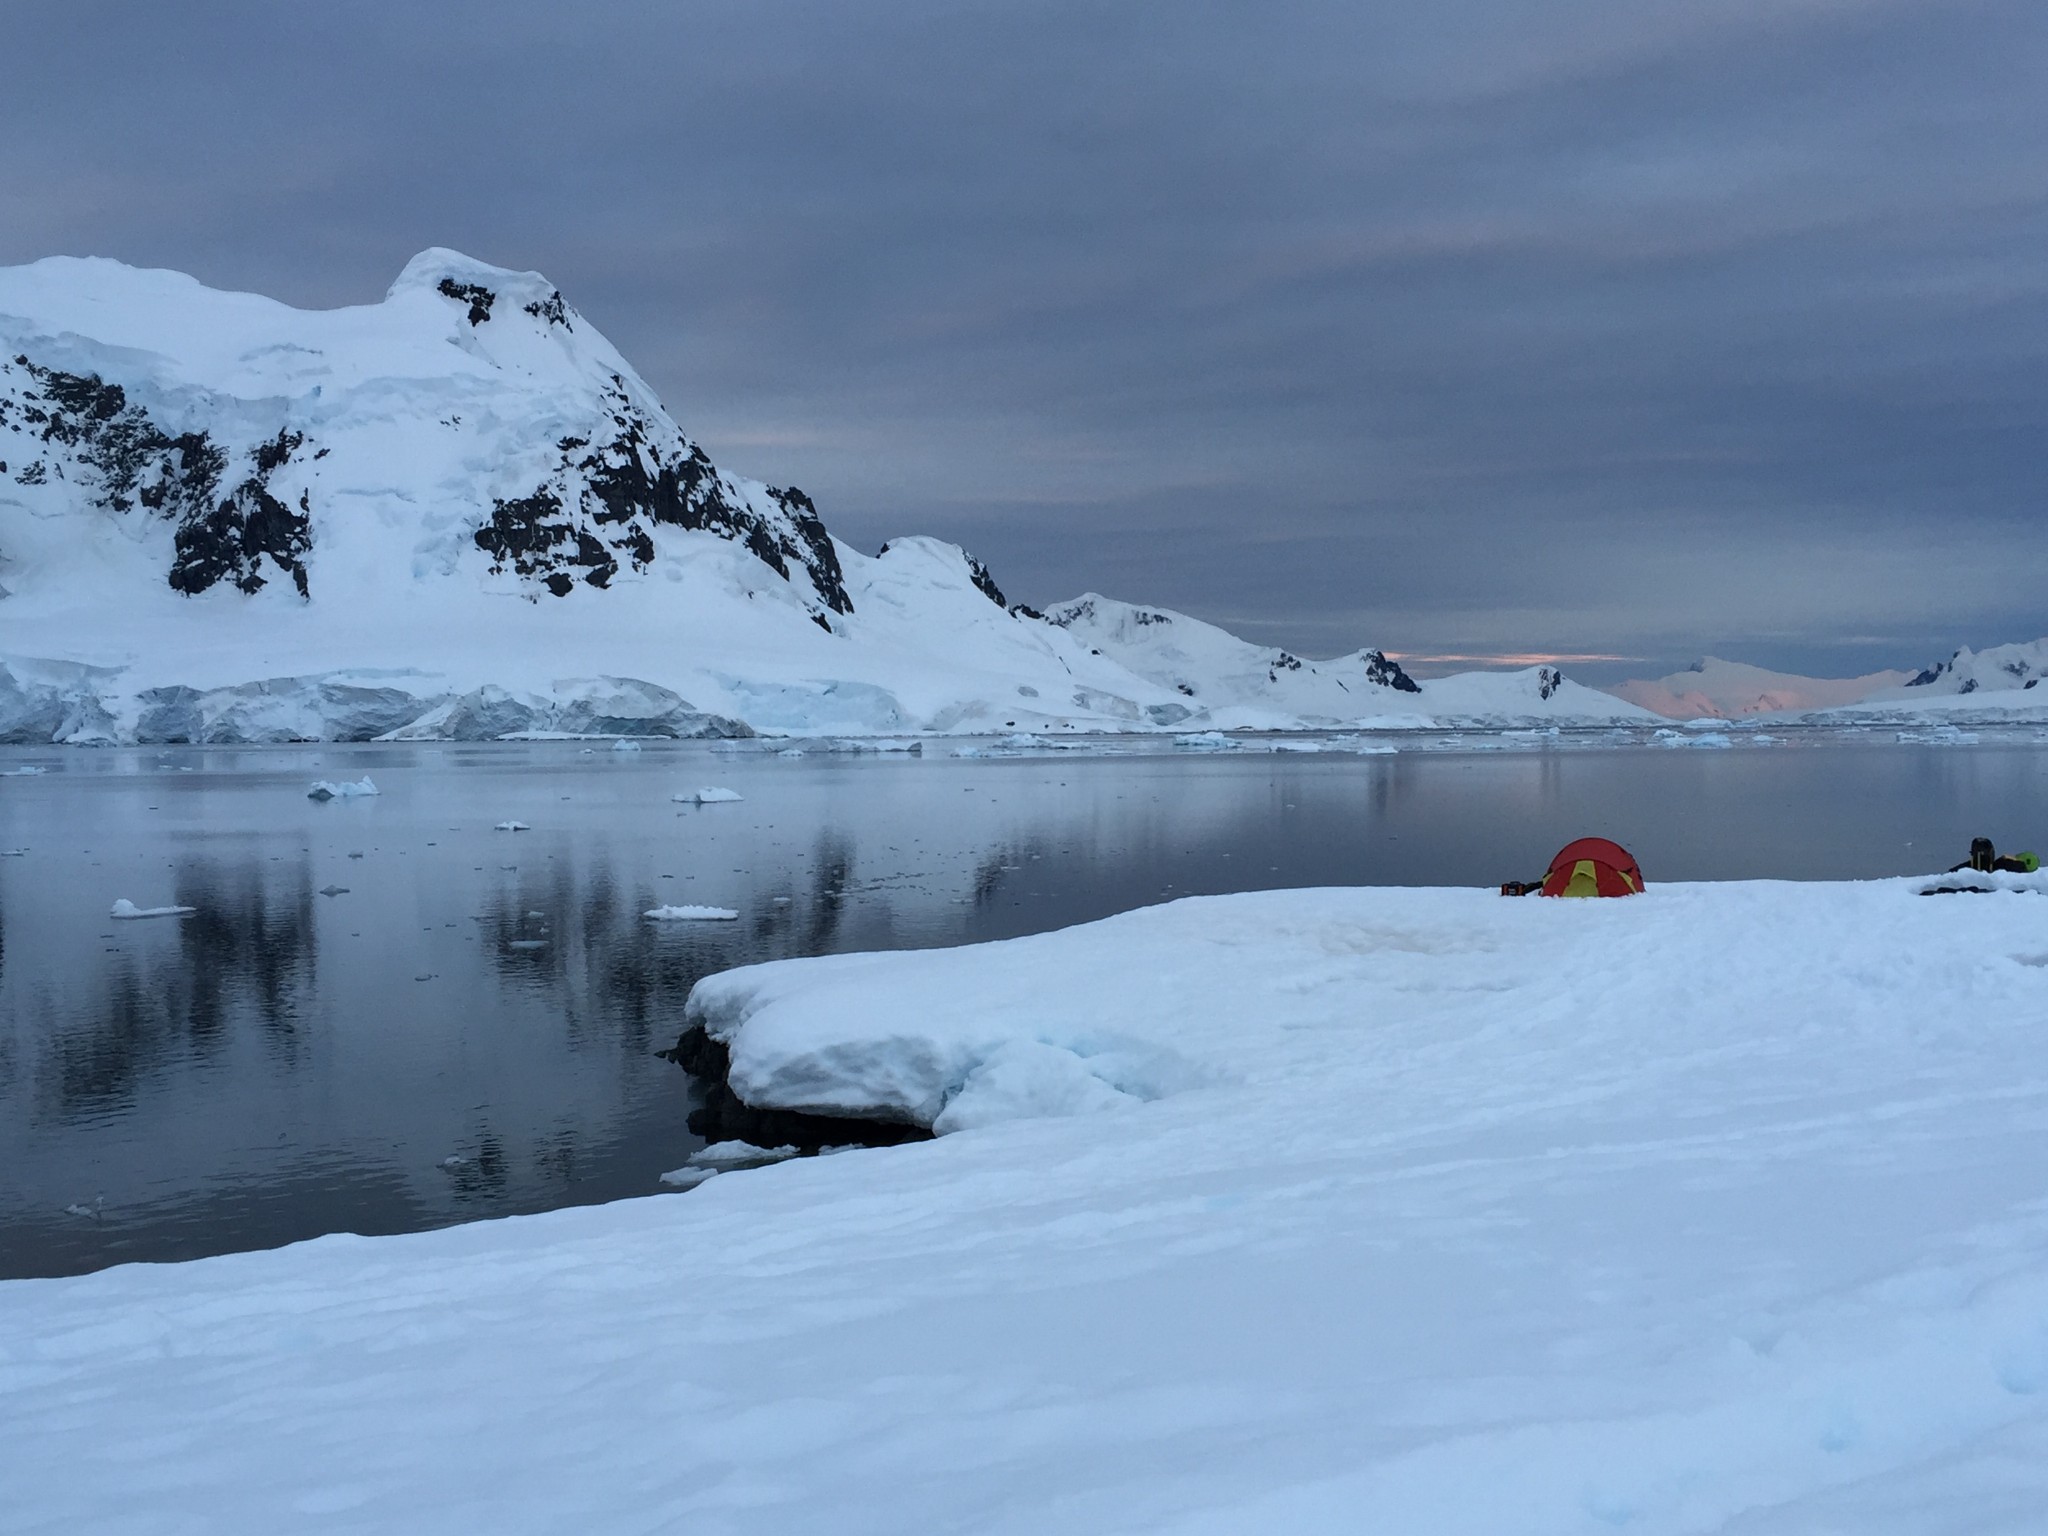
[6,880,2048,1533]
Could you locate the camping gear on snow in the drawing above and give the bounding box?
[1948,836,2039,875]
[1920,835,2042,894]
[1499,838,1644,898]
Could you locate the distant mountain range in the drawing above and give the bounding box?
[0,250,2039,743]
[1604,645,2048,721]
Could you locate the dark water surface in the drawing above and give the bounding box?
[4,730,2046,1278]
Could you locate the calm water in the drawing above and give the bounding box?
[4,729,2046,1278]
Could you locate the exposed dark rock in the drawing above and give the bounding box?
[966,552,1007,608]
[1010,603,1045,621]
[474,489,617,592]
[436,278,496,326]
[1362,650,1421,693]
[470,378,852,619]
[168,432,313,599]
[1537,666,1562,701]
[523,290,572,329]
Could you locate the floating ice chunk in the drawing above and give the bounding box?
[110,898,197,920]
[318,885,350,897]
[1173,731,1236,750]
[505,938,548,950]
[1654,729,1732,748]
[611,738,643,752]
[2,765,47,776]
[2,848,27,857]
[494,820,530,831]
[657,1166,719,1189]
[675,787,744,804]
[776,747,806,757]
[645,904,740,921]
[688,1140,799,1170]
[1898,726,1980,745]
[307,777,379,800]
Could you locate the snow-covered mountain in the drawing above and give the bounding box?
[1606,657,1913,719]
[0,249,1670,742]
[1899,640,2048,696]
[1043,594,1653,727]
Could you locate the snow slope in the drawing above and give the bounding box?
[7,879,2048,1532]
[1607,656,1913,719]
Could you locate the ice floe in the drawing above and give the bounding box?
[645,904,740,921]
[306,776,379,800]
[675,786,744,804]
[109,898,196,919]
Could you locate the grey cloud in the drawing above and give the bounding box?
[5,0,2044,677]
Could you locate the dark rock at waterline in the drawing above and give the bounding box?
[661,1024,932,1152]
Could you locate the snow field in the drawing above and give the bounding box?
[5,880,2048,1532]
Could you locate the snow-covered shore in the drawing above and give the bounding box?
[6,879,2048,1533]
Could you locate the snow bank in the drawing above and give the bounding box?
[10,878,2048,1533]
[685,876,2048,1134]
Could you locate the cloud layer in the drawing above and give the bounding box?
[6,0,2043,674]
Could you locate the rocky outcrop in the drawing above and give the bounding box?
[0,356,312,599]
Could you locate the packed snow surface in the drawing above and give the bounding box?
[8,879,2048,1533]
[644,904,739,921]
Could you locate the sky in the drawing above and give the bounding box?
[4,0,2044,680]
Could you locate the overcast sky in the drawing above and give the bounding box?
[6,0,2044,678]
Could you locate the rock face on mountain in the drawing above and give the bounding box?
[0,251,850,626]
[1903,641,2048,695]
[0,249,1670,742]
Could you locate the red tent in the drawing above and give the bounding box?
[1540,837,1644,898]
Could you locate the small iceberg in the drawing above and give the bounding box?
[2,765,47,776]
[688,1140,799,1171]
[494,820,531,832]
[111,898,197,920]
[612,739,643,753]
[1174,731,1237,750]
[645,904,740,921]
[675,787,744,804]
[307,777,379,801]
